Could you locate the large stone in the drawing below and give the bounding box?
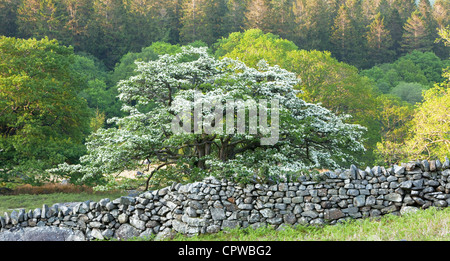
[283,213,296,225]
[400,206,419,215]
[260,208,275,218]
[210,208,226,221]
[324,209,345,220]
[115,224,141,240]
[353,195,366,207]
[90,228,104,240]
[443,157,450,169]
[0,226,85,241]
[119,196,136,206]
[399,180,413,189]
[301,210,318,219]
[384,193,402,202]
[118,213,128,224]
[130,215,146,230]
[393,165,405,175]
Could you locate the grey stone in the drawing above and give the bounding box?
[119,196,136,206]
[393,165,405,175]
[301,210,318,219]
[115,224,141,240]
[443,157,450,170]
[400,206,419,215]
[221,220,239,230]
[210,208,226,221]
[10,210,19,225]
[324,209,345,220]
[421,160,430,172]
[283,213,296,225]
[118,213,128,224]
[90,228,104,240]
[353,195,366,207]
[260,208,275,218]
[400,180,413,189]
[347,189,359,196]
[385,193,402,202]
[0,226,84,241]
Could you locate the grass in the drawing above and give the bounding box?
[0,183,125,214]
[168,207,450,241]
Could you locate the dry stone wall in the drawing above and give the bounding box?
[1,158,450,241]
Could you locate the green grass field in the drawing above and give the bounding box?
[0,192,124,214]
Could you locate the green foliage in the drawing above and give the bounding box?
[110,41,182,86]
[400,79,450,160]
[401,10,434,53]
[389,82,425,104]
[374,95,414,165]
[361,50,448,94]
[0,36,91,181]
[215,29,382,165]
[50,46,366,190]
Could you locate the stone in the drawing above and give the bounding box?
[115,224,141,240]
[365,196,376,206]
[0,226,85,241]
[260,208,275,218]
[119,196,136,206]
[10,210,19,225]
[393,165,405,175]
[421,160,430,172]
[301,210,318,219]
[430,160,436,172]
[98,198,111,208]
[105,202,117,211]
[221,220,239,230]
[384,193,402,202]
[210,208,226,221]
[283,213,296,225]
[400,206,419,215]
[353,195,366,207]
[381,205,398,214]
[399,180,413,189]
[118,213,128,224]
[90,228,104,240]
[443,157,450,170]
[130,215,146,230]
[324,209,345,220]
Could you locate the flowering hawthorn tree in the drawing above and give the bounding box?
[50,46,366,191]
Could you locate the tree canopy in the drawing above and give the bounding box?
[0,36,91,183]
[50,46,366,191]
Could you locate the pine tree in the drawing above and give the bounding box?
[16,0,66,40]
[401,10,434,53]
[0,0,20,37]
[223,0,247,34]
[291,0,333,51]
[179,0,209,44]
[385,8,404,58]
[331,3,367,68]
[87,0,129,69]
[267,0,294,39]
[244,0,270,31]
[61,0,93,51]
[366,13,394,65]
[331,5,353,62]
[433,0,450,30]
[391,0,416,23]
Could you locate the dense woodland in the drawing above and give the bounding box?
[1,0,449,68]
[0,0,449,189]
